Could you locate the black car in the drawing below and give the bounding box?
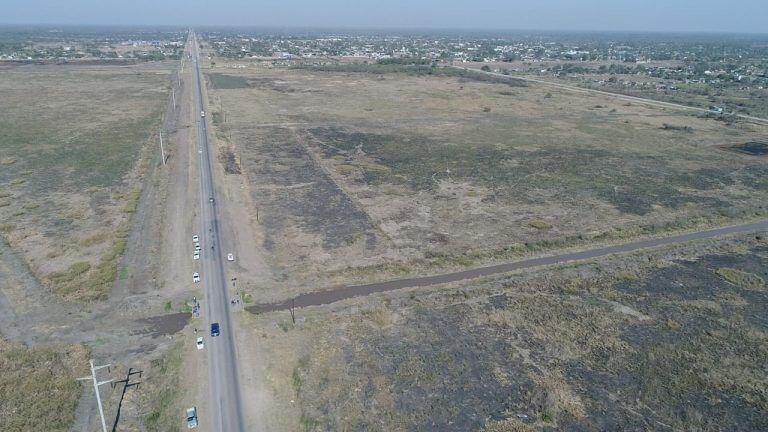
[210,322,220,337]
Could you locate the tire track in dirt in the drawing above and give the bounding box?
[248,220,768,313]
[0,239,65,344]
[111,70,182,302]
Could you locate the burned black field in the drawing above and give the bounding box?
[307,126,768,216]
[238,126,378,273]
[212,67,768,430]
[273,239,768,431]
[731,141,768,156]
[210,67,768,293]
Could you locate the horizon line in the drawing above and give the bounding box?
[1,22,767,37]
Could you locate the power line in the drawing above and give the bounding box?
[77,359,114,432]
[159,130,166,165]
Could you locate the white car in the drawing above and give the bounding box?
[193,251,200,260]
[227,253,234,262]
[194,243,201,251]
[192,235,199,243]
[196,337,204,350]
[186,407,198,429]
[192,272,200,283]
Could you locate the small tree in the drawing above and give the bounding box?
[481,65,491,72]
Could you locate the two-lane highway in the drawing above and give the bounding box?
[190,31,245,432]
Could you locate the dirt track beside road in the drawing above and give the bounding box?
[248,219,768,313]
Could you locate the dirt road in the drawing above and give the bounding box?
[248,219,768,312]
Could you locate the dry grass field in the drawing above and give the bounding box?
[0,64,169,301]
[205,66,768,295]
[241,232,768,431]
[0,338,90,431]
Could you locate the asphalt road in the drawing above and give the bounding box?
[190,31,246,432]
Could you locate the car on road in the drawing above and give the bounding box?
[192,272,200,283]
[196,336,204,350]
[194,243,201,251]
[192,234,199,243]
[227,253,234,262]
[209,196,214,203]
[200,110,205,118]
[186,407,198,429]
[193,251,200,260]
[211,322,220,337]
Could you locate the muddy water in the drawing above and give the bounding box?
[247,220,768,313]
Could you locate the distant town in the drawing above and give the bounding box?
[1,26,767,115]
[0,27,186,61]
[201,29,768,117]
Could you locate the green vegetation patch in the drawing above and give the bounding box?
[123,189,142,213]
[207,73,250,89]
[46,224,130,301]
[716,267,765,290]
[528,219,552,230]
[0,70,165,233]
[0,107,162,193]
[80,231,110,247]
[49,261,92,285]
[297,63,527,87]
[144,340,184,432]
[0,339,89,432]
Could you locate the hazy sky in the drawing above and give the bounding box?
[2,0,765,33]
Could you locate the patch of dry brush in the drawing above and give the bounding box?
[0,339,89,431]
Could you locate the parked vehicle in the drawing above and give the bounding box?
[227,253,234,262]
[193,272,200,283]
[192,234,199,243]
[196,337,204,350]
[193,251,200,260]
[186,407,198,429]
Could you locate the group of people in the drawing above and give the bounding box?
[192,296,200,317]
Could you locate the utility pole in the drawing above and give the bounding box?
[159,131,166,165]
[77,359,113,432]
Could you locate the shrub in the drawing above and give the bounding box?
[716,268,764,290]
[528,219,552,230]
[0,339,89,432]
